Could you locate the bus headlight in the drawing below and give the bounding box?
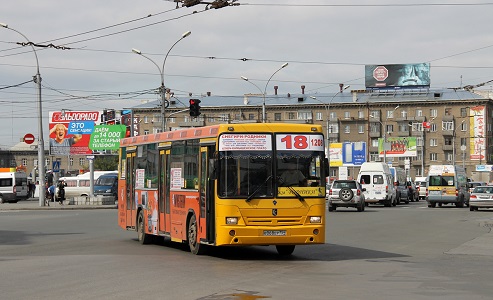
[310,216,321,223]
[226,217,238,225]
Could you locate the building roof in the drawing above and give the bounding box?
[130,88,487,111]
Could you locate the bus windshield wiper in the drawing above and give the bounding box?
[246,175,272,202]
[277,176,305,202]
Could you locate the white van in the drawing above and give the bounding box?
[0,171,29,203]
[357,162,397,207]
[57,171,118,200]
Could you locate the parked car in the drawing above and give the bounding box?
[469,185,493,211]
[328,180,366,212]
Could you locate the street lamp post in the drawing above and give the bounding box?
[1,23,46,206]
[241,62,288,123]
[132,30,191,132]
[452,120,465,165]
[310,85,350,178]
[371,105,399,164]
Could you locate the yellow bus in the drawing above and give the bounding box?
[117,123,327,255]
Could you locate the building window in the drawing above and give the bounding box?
[417,136,423,147]
[298,111,312,120]
[371,138,379,147]
[316,112,323,121]
[370,123,380,134]
[445,152,453,162]
[445,108,452,115]
[444,137,452,145]
[430,153,438,161]
[79,158,85,166]
[328,124,339,134]
[45,158,50,168]
[34,159,38,167]
[287,112,296,120]
[344,125,350,133]
[274,113,281,121]
[168,117,176,124]
[398,124,408,132]
[152,114,161,123]
[69,158,73,166]
[144,116,148,123]
[460,138,467,146]
[430,109,437,118]
[344,111,351,119]
[370,110,380,119]
[460,108,467,117]
[430,138,437,146]
[400,110,408,118]
[386,110,395,119]
[152,128,160,134]
[22,158,27,166]
[442,121,454,131]
[329,112,337,119]
[248,114,255,120]
[461,122,467,131]
[416,109,423,117]
[358,124,365,134]
[219,114,229,122]
[144,130,149,135]
[369,152,379,162]
[207,116,215,123]
[385,124,394,134]
[358,111,364,119]
[430,123,437,132]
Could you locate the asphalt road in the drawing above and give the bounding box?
[0,201,492,300]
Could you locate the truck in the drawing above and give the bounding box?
[426,165,469,208]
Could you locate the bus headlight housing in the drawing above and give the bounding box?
[226,217,238,225]
[310,216,321,223]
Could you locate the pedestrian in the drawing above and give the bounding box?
[57,180,66,205]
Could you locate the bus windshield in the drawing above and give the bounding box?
[217,150,325,198]
[218,151,273,198]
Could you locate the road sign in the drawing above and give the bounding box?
[24,133,35,144]
[373,66,388,81]
[52,161,60,173]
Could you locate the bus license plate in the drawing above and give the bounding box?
[263,230,286,236]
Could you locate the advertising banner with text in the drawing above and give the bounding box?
[49,111,103,156]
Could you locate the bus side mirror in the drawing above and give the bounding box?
[324,158,329,178]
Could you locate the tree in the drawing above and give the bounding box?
[94,155,119,171]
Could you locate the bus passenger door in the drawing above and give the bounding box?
[126,152,136,229]
[201,146,215,243]
[158,149,170,233]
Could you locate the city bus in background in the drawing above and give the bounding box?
[117,123,327,255]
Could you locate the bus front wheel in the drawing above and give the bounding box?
[188,214,205,255]
[276,245,295,256]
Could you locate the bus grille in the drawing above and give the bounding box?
[244,217,303,226]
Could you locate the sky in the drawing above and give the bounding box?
[1,0,493,148]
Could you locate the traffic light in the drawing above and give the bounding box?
[189,99,201,117]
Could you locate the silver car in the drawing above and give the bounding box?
[469,185,493,211]
[328,180,366,212]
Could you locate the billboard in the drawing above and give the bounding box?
[365,63,430,88]
[469,105,486,161]
[49,111,103,155]
[329,142,367,166]
[377,137,417,158]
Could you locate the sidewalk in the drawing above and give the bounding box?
[0,197,117,211]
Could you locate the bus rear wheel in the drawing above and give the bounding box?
[137,211,152,245]
[276,245,295,256]
[188,214,205,255]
